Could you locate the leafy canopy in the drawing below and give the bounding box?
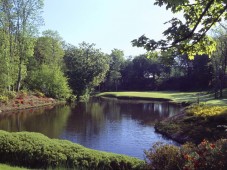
[132,0,227,58]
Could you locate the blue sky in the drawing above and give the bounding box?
[42,0,178,56]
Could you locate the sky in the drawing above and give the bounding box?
[41,0,179,57]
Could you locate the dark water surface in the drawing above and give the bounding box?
[0,97,181,159]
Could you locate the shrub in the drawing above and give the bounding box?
[27,65,72,99]
[34,90,45,98]
[17,90,28,99]
[183,139,227,170]
[3,91,16,99]
[144,143,183,170]
[145,140,227,170]
[186,104,227,117]
[0,95,8,104]
[0,130,144,170]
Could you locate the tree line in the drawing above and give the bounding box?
[0,0,226,101]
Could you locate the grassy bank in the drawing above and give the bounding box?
[97,90,227,106]
[97,91,227,144]
[0,164,27,170]
[0,130,144,170]
[155,104,227,144]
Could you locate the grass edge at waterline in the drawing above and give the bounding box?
[96,91,227,106]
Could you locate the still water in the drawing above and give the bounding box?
[0,97,181,159]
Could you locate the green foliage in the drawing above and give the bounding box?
[33,30,64,66]
[103,49,124,91]
[0,130,144,170]
[145,139,227,170]
[27,64,72,99]
[64,42,109,98]
[0,95,9,104]
[210,24,227,98]
[2,91,16,100]
[34,90,45,98]
[132,0,226,56]
[0,0,44,91]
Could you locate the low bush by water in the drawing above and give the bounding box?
[0,130,144,170]
[145,139,227,170]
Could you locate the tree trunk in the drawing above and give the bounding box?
[16,59,22,91]
[220,74,224,98]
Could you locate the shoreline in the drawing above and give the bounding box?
[97,92,227,144]
[96,94,190,107]
[0,94,65,114]
[154,110,227,144]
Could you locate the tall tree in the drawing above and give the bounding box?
[33,30,64,67]
[14,0,44,91]
[0,0,44,91]
[105,49,124,91]
[211,24,227,98]
[0,0,18,91]
[64,42,109,99]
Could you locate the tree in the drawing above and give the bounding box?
[14,0,44,91]
[33,30,64,67]
[104,49,125,91]
[132,0,226,57]
[120,53,164,91]
[26,30,71,99]
[0,29,11,90]
[211,24,227,98]
[64,42,109,99]
[0,0,44,91]
[27,64,72,99]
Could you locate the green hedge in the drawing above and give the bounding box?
[0,130,144,170]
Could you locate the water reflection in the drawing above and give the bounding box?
[0,105,71,138]
[0,98,181,159]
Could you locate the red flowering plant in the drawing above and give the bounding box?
[183,139,227,170]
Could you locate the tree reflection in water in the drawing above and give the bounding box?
[0,98,181,159]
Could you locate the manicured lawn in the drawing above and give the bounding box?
[0,164,27,170]
[97,90,227,106]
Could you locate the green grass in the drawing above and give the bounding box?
[0,164,27,170]
[97,90,227,106]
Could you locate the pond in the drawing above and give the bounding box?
[0,97,181,159]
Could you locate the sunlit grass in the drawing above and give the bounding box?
[97,89,227,106]
[0,164,27,170]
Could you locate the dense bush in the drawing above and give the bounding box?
[0,95,8,104]
[3,91,16,99]
[0,130,144,170]
[144,143,183,170]
[27,64,72,99]
[186,104,227,117]
[145,139,227,170]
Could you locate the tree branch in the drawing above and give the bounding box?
[173,0,215,45]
